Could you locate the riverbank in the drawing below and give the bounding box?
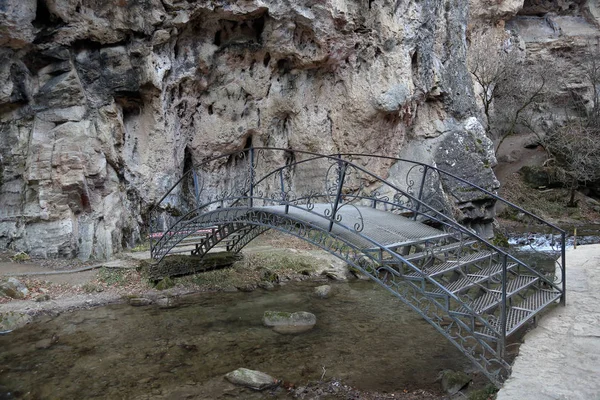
[0,234,351,319]
[496,244,600,400]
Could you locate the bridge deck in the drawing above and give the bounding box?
[260,204,448,250]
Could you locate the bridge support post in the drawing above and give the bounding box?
[561,231,566,306]
[328,159,347,232]
[249,146,255,208]
[498,253,508,357]
[414,165,428,221]
[192,170,200,206]
[279,169,290,214]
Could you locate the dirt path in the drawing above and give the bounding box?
[494,133,547,183]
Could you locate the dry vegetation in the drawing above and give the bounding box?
[498,172,600,227]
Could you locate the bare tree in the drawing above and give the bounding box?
[542,122,600,206]
[468,30,552,153]
[468,29,518,138]
[537,41,600,206]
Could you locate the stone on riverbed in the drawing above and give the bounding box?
[128,297,152,307]
[439,369,471,395]
[0,312,32,333]
[225,368,278,390]
[263,311,316,334]
[313,285,332,298]
[156,296,177,309]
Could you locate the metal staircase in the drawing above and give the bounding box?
[148,147,566,386]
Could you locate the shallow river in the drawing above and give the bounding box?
[0,281,470,399]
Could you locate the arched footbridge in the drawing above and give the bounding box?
[148,147,566,386]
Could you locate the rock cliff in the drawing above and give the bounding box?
[0,0,501,259]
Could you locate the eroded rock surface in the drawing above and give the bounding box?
[0,0,509,259]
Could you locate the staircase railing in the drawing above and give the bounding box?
[147,147,566,384]
[338,152,566,305]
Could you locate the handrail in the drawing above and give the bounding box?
[149,147,565,293]
[337,152,566,234]
[148,146,567,384]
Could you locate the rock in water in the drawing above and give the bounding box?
[155,296,177,309]
[128,297,152,307]
[225,368,278,390]
[0,312,32,332]
[262,311,316,334]
[439,369,472,395]
[313,285,332,298]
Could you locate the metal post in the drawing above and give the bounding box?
[192,170,200,206]
[329,161,347,232]
[149,212,154,257]
[280,169,289,214]
[561,231,566,306]
[414,166,428,221]
[249,146,255,208]
[498,253,508,357]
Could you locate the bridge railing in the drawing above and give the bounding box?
[338,153,566,305]
[148,147,565,320]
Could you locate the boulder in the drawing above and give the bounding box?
[0,312,32,332]
[225,368,278,390]
[0,278,29,299]
[263,311,316,334]
[313,285,332,299]
[155,296,177,309]
[35,294,51,302]
[236,284,257,292]
[439,369,472,395]
[519,166,553,189]
[257,281,276,291]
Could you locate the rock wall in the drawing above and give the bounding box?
[0,0,499,259]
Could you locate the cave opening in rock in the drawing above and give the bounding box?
[182,147,199,206]
[32,0,64,28]
[243,134,253,150]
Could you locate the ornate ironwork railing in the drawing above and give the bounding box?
[147,147,566,386]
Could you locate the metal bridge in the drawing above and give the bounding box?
[148,147,566,386]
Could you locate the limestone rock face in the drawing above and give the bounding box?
[1,0,498,259]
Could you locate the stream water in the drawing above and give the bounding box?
[6,227,594,400]
[0,281,470,399]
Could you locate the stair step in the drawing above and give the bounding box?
[477,289,562,339]
[407,250,495,279]
[404,240,477,262]
[514,288,562,313]
[383,233,455,251]
[365,232,452,252]
[467,275,539,314]
[431,262,517,294]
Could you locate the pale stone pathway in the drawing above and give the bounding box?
[497,244,600,400]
